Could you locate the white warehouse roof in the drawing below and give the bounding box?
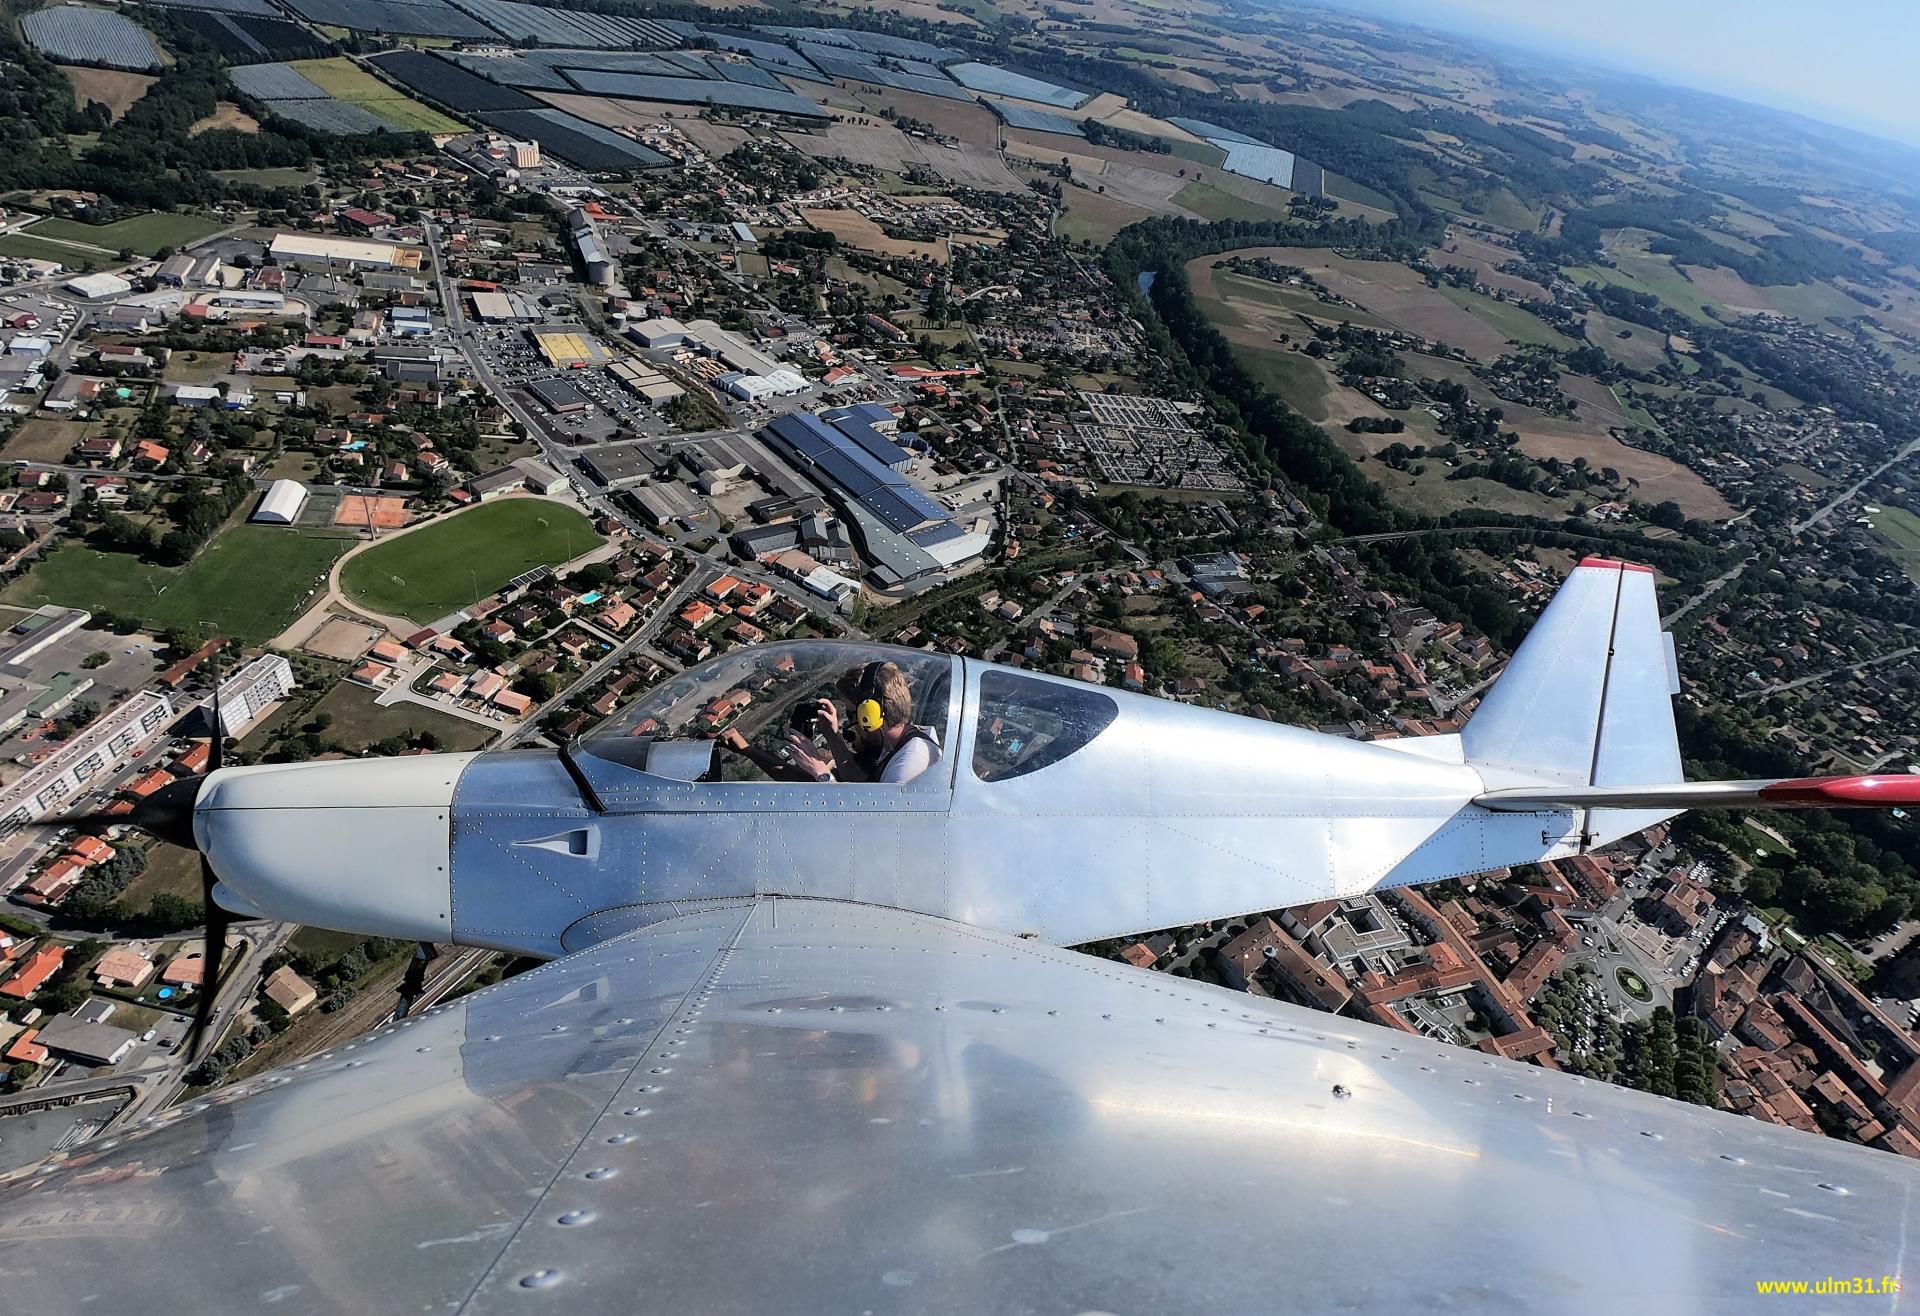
[252,479,308,525]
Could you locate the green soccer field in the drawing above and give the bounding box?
[339,499,604,625]
[2,524,354,643]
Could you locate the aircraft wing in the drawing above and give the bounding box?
[2,899,1915,1313]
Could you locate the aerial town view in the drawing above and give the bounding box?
[0,0,1916,1302]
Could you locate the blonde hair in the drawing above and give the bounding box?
[868,662,913,728]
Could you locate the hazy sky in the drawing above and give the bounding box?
[1331,0,1920,147]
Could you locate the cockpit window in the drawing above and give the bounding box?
[972,670,1118,782]
[581,641,954,786]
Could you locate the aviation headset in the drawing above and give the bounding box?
[852,662,888,733]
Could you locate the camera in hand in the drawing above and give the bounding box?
[788,701,823,736]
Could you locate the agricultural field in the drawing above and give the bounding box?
[170,10,331,62]
[1172,180,1288,222]
[1430,282,1579,349]
[2,524,354,643]
[799,206,952,263]
[28,211,226,257]
[279,0,491,40]
[1190,247,1545,360]
[1188,251,1732,520]
[369,48,541,113]
[1584,311,1671,372]
[22,6,161,72]
[189,102,260,135]
[474,108,670,171]
[286,57,468,132]
[1056,187,1158,245]
[1869,505,1920,583]
[56,65,156,121]
[339,499,603,625]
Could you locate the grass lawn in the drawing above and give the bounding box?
[3,524,354,643]
[340,498,603,625]
[1870,504,1920,583]
[301,680,496,753]
[3,417,97,463]
[1173,180,1287,222]
[106,842,204,920]
[290,926,368,962]
[0,233,97,264]
[287,57,466,133]
[29,212,224,257]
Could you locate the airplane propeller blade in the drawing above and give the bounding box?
[186,653,229,1064]
[187,852,230,1064]
[395,941,438,1018]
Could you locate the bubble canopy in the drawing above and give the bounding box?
[581,641,958,784]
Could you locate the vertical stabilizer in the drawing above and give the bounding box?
[1461,558,1682,833]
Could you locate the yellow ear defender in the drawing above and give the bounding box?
[856,698,885,732]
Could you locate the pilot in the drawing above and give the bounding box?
[786,661,942,785]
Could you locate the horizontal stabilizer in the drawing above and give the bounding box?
[1476,774,1920,813]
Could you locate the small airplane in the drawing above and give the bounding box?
[3,554,1918,1312]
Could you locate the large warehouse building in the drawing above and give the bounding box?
[268,233,425,272]
[251,479,308,524]
[763,410,988,587]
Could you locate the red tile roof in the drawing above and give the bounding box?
[1,945,65,998]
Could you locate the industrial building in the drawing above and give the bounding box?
[567,207,615,289]
[251,479,308,525]
[606,359,684,405]
[624,481,706,528]
[530,328,612,369]
[0,690,176,835]
[372,344,458,382]
[204,653,295,738]
[581,446,667,489]
[527,376,591,413]
[515,458,568,495]
[718,368,809,402]
[268,232,424,271]
[63,272,133,300]
[682,319,781,377]
[35,1012,137,1066]
[0,606,90,669]
[764,411,989,587]
[678,434,755,495]
[469,290,543,323]
[627,317,691,349]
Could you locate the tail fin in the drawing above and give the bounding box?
[1461,556,1681,794]
[1462,558,1920,824]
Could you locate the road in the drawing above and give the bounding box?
[1663,436,1920,627]
[1736,644,1919,701]
[113,921,299,1125]
[0,921,300,1132]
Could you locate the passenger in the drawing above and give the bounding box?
[786,661,942,785]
